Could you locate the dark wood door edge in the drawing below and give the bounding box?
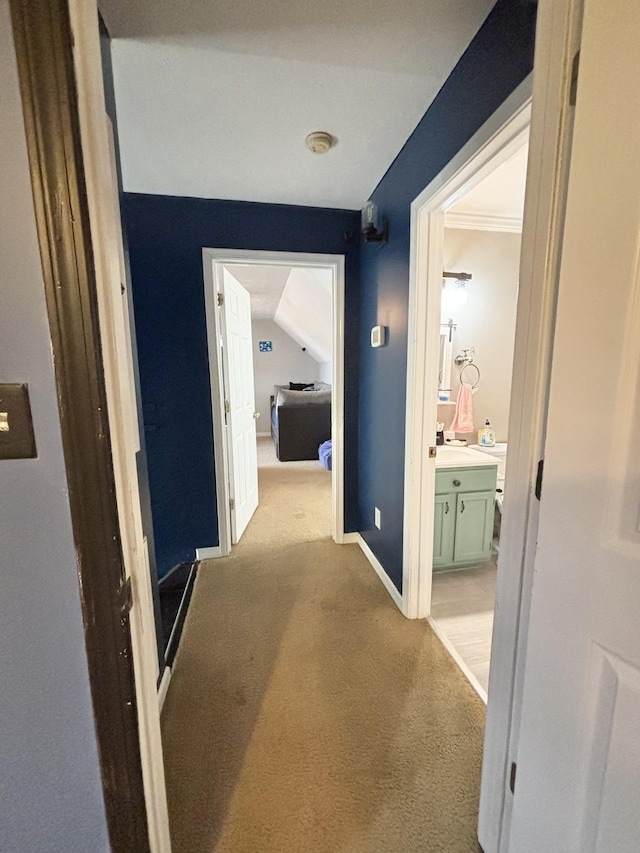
[9,2,150,850]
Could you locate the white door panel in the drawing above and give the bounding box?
[509,0,640,850]
[222,270,258,542]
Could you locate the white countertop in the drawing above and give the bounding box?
[435,445,499,469]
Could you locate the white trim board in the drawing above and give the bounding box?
[157,665,172,713]
[203,249,347,558]
[427,616,488,704]
[195,546,222,560]
[403,79,533,624]
[444,211,523,233]
[357,534,404,613]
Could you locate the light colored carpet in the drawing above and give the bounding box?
[161,437,485,852]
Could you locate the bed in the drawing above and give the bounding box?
[270,384,331,462]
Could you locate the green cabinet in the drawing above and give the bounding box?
[433,466,496,571]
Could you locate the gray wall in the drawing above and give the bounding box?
[0,4,110,850]
[252,319,320,424]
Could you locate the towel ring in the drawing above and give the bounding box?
[460,362,480,392]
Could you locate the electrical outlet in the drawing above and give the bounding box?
[374,507,381,530]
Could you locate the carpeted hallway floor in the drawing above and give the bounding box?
[161,438,485,852]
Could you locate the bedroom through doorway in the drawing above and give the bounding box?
[202,249,346,555]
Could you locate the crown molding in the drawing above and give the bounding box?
[444,210,523,233]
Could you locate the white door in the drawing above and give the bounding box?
[221,270,259,542]
[509,1,640,850]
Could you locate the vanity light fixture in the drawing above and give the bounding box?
[442,270,472,307]
[362,200,388,245]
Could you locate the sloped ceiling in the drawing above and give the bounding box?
[224,264,290,320]
[226,264,332,363]
[100,0,494,208]
[274,268,332,364]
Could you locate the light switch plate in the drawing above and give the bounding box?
[0,384,37,460]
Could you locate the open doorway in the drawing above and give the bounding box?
[430,138,529,700]
[202,249,346,556]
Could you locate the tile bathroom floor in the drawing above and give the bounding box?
[430,558,497,698]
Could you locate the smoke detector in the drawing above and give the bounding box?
[305,131,334,154]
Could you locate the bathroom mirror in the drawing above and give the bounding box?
[439,320,455,400]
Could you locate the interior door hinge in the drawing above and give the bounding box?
[224,399,230,413]
[509,761,517,794]
[117,576,133,615]
[535,459,544,501]
[569,49,580,106]
[229,498,235,511]
[217,292,223,306]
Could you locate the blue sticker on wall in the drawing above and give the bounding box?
[259,341,272,352]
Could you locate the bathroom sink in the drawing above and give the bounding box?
[435,445,499,468]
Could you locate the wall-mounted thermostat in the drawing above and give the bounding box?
[371,325,386,348]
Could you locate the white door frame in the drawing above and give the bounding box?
[403,0,583,849]
[69,2,171,849]
[203,249,346,556]
[403,82,532,623]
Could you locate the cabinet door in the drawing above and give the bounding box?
[433,493,455,569]
[453,490,494,565]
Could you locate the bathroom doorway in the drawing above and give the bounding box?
[430,141,528,699]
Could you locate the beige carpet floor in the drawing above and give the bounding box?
[161,438,485,852]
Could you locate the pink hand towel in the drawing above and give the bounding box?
[450,383,475,434]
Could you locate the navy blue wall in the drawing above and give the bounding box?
[123,195,360,576]
[358,0,537,591]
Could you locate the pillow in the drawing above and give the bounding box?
[277,388,332,407]
[289,382,312,391]
[313,381,332,391]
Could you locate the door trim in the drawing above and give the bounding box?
[404,0,583,846]
[403,81,532,622]
[203,248,346,555]
[9,1,150,849]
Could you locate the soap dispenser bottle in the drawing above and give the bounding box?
[478,419,496,447]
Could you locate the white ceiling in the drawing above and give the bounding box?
[100,0,494,208]
[449,141,529,221]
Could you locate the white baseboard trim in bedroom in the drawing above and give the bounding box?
[427,616,488,704]
[195,546,222,560]
[158,665,172,712]
[340,532,360,544]
[356,534,404,613]
[256,431,270,437]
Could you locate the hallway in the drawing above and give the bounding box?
[161,439,485,852]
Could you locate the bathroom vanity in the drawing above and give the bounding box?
[433,446,498,571]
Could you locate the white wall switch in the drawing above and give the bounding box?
[371,325,386,348]
[374,507,381,529]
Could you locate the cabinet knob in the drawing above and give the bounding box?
[453,479,461,487]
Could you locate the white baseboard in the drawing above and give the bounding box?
[256,431,270,437]
[339,532,360,544]
[195,545,222,560]
[356,534,404,613]
[427,616,488,704]
[158,665,172,712]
